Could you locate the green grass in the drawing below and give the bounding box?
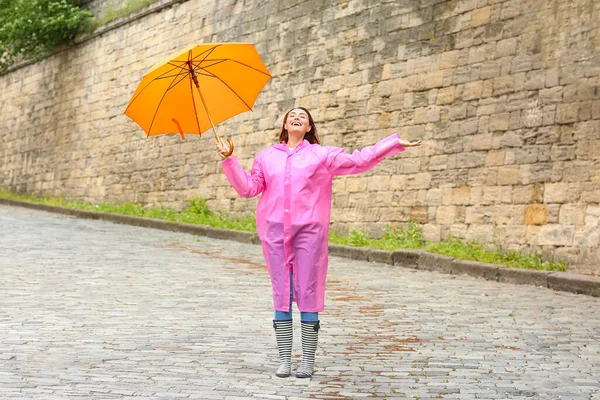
[329,223,426,250]
[427,235,566,271]
[0,188,566,272]
[0,189,256,232]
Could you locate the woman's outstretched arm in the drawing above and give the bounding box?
[324,133,421,176]
[218,141,265,198]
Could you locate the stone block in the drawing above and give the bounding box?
[524,204,547,225]
[496,38,517,57]
[450,260,500,281]
[460,118,479,134]
[329,244,369,261]
[410,206,429,223]
[547,273,600,297]
[522,108,543,127]
[546,204,561,223]
[422,223,441,241]
[415,106,441,123]
[542,106,556,125]
[497,166,520,185]
[367,249,393,264]
[439,50,459,69]
[559,204,586,225]
[542,183,568,203]
[417,253,454,273]
[466,224,494,242]
[471,7,491,27]
[546,69,559,87]
[449,103,468,120]
[429,155,449,171]
[538,225,575,246]
[451,187,471,205]
[472,134,493,150]
[574,226,600,247]
[523,70,546,90]
[346,177,368,193]
[539,87,563,105]
[425,71,445,89]
[468,44,487,64]
[498,268,550,287]
[436,86,455,105]
[489,113,510,131]
[462,81,483,100]
[480,61,501,79]
[391,249,425,268]
[367,175,391,192]
[511,55,533,73]
[585,206,600,226]
[485,151,505,166]
[592,100,600,119]
[436,206,456,224]
[512,185,534,204]
[455,152,486,168]
[556,103,580,124]
[493,75,515,95]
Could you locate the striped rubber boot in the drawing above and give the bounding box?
[296,321,320,378]
[273,320,293,378]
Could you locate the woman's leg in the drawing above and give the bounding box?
[296,316,320,378]
[298,306,319,378]
[272,272,294,377]
[300,312,318,322]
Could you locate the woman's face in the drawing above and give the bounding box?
[285,108,311,136]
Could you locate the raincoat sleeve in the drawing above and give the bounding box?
[324,133,406,176]
[221,155,265,198]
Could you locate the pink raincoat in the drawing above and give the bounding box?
[221,133,405,312]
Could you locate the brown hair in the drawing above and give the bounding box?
[278,107,320,145]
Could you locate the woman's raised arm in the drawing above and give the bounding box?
[324,133,421,176]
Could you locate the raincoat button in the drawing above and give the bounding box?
[285,209,289,213]
[285,180,289,184]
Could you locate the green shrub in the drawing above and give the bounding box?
[0,0,92,69]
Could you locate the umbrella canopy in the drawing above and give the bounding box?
[124,43,272,154]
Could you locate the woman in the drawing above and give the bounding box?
[217,107,421,378]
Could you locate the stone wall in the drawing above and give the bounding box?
[0,0,598,274]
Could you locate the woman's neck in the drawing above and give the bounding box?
[287,135,304,149]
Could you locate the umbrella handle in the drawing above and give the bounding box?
[221,138,234,157]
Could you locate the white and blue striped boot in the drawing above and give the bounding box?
[273,320,293,378]
[296,321,320,378]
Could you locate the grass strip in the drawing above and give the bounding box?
[0,188,566,271]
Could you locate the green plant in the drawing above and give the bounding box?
[380,223,426,249]
[0,0,93,69]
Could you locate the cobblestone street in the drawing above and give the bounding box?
[0,204,599,399]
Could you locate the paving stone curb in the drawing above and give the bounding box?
[1,198,598,297]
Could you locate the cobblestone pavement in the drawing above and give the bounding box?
[0,205,599,400]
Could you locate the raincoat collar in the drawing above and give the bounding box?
[274,138,311,152]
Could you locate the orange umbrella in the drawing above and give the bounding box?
[124,43,272,156]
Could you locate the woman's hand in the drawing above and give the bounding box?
[216,139,232,159]
[399,138,422,147]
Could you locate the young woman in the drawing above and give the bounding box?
[217,107,421,378]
